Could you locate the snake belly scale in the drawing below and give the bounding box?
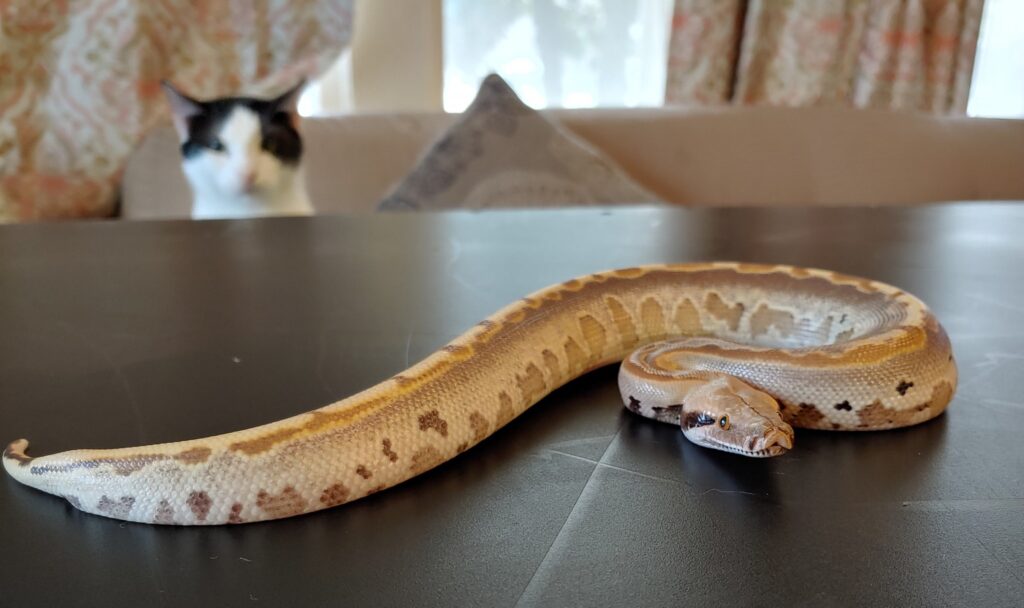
[2,263,957,525]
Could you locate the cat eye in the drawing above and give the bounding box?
[206,139,225,152]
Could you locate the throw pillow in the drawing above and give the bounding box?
[377,74,658,211]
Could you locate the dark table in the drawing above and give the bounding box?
[1,204,1022,607]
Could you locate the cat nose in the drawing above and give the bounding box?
[242,170,258,191]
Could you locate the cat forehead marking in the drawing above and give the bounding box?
[218,107,262,154]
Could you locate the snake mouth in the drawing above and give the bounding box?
[698,432,792,458]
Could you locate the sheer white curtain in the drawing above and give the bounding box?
[967,0,1024,118]
[300,0,1019,118]
[443,0,674,111]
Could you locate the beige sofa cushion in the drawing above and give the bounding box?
[561,107,1024,207]
[121,107,1024,219]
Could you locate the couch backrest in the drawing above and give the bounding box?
[121,106,1024,219]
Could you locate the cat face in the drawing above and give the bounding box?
[162,81,305,202]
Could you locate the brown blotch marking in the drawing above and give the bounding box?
[469,411,490,444]
[541,349,561,379]
[640,297,667,337]
[63,495,83,510]
[787,403,826,428]
[228,502,245,524]
[704,292,745,332]
[418,409,449,437]
[497,391,516,427]
[409,447,444,475]
[382,438,399,462]
[857,381,953,428]
[356,465,373,479]
[154,499,175,524]
[749,303,795,338]
[834,400,853,412]
[96,495,136,519]
[187,491,213,522]
[627,396,642,413]
[563,337,588,373]
[456,442,469,453]
[443,344,470,355]
[897,380,914,395]
[578,314,608,358]
[319,483,350,507]
[257,486,308,518]
[604,296,638,346]
[516,363,547,404]
[174,446,212,465]
[673,298,704,334]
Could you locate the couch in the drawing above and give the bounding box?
[120,106,1024,219]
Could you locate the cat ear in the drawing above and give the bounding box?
[161,80,203,141]
[271,79,306,126]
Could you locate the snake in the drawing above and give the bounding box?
[2,263,957,525]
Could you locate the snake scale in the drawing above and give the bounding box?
[3,263,957,525]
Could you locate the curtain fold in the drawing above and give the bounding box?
[0,0,354,221]
[666,0,984,114]
[665,0,747,105]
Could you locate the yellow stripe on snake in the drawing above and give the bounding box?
[3,263,957,525]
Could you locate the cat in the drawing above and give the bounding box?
[162,80,313,219]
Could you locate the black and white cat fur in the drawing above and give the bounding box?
[162,81,312,219]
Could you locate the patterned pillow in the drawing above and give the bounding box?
[377,74,658,211]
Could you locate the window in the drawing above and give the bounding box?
[967,0,1024,118]
[443,0,674,111]
[300,0,1023,117]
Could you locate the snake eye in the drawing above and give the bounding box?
[719,415,730,430]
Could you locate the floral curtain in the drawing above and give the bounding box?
[666,0,984,113]
[0,1,354,222]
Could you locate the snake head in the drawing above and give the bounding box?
[680,376,794,458]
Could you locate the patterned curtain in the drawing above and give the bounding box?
[0,1,354,222]
[666,0,984,113]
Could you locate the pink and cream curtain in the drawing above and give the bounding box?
[666,0,984,113]
[0,1,354,221]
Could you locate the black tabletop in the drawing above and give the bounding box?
[1,204,1022,607]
